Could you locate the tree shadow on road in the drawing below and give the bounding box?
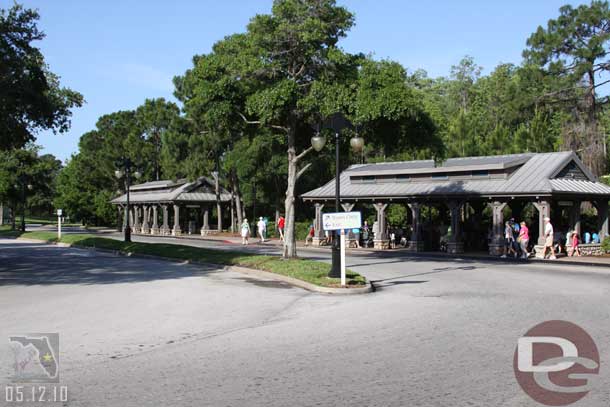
[0,243,222,286]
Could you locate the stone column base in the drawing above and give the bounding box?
[172,228,182,237]
[373,239,389,250]
[346,238,357,248]
[406,240,425,252]
[534,245,546,259]
[150,227,159,235]
[447,241,464,254]
[160,227,170,236]
[488,242,504,256]
[141,226,150,234]
[312,237,327,246]
[201,228,209,236]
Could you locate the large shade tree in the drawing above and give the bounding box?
[135,98,180,181]
[0,146,60,227]
[524,0,610,175]
[0,4,82,150]
[174,0,442,258]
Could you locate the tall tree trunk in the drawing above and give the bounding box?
[584,69,605,176]
[10,204,16,230]
[0,202,3,226]
[154,132,161,181]
[283,121,298,258]
[231,169,243,227]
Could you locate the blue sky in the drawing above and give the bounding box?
[18,0,589,162]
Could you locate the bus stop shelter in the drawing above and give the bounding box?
[302,151,610,256]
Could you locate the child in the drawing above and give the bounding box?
[569,231,581,257]
[305,224,314,246]
[277,215,285,242]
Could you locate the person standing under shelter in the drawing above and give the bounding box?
[352,227,361,248]
[277,215,285,242]
[305,224,314,246]
[257,217,266,243]
[362,220,370,248]
[568,231,581,257]
[241,219,251,245]
[542,217,557,259]
[501,221,517,258]
[518,221,529,259]
[372,220,379,241]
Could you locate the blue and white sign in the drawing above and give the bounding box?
[322,211,361,231]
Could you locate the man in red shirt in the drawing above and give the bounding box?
[277,215,285,242]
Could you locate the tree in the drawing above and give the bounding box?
[173,1,444,257]
[449,56,482,113]
[0,146,60,226]
[524,0,610,175]
[0,4,82,150]
[135,98,180,180]
[239,0,356,258]
[54,111,146,225]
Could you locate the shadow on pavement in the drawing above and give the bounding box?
[0,243,220,286]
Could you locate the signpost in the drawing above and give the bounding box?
[322,212,362,286]
[56,209,63,240]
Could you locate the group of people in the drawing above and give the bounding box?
[305,220,394,248]
[501,218,531,259]
[240,215,286,245]
[502,216,592,260]
[239,214,597,258]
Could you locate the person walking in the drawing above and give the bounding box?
[362,221,370,248]
[277,215,285,242]
[240,219,250,245]
[542,217,556,259]
[501,221,517,258]
[257,217,266,243]
[568,231,581,257]
[305,224,314,246]
[352,227,361,248]
[518,221,529,259]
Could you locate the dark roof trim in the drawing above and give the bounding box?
[548,152,597,182]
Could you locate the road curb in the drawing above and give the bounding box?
[228,265,373,295]
[14,237,373,295]
[396,251,610,269]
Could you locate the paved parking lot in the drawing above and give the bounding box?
[1,238,609,406]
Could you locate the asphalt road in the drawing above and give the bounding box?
[1,237,610,406]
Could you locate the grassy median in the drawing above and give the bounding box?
[0,227,366,288]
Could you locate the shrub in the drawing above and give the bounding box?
[602,237,610,253]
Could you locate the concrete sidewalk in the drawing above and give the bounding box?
[29,224,610,268]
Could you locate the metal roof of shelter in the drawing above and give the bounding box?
[111,177,231,205]
[302,151,610,201]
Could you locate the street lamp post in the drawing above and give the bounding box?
[311,113,364,278]
[115,158,141,243]
[17,175,33,233]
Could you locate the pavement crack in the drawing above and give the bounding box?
[61,292,312,373]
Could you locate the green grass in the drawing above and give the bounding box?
[0,225,22,238]
[4,230,366,288]
[23,216,82,227]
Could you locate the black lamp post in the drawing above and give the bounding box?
[17,175,33,233]
[311,113,364,278]
[115,158,141,242]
